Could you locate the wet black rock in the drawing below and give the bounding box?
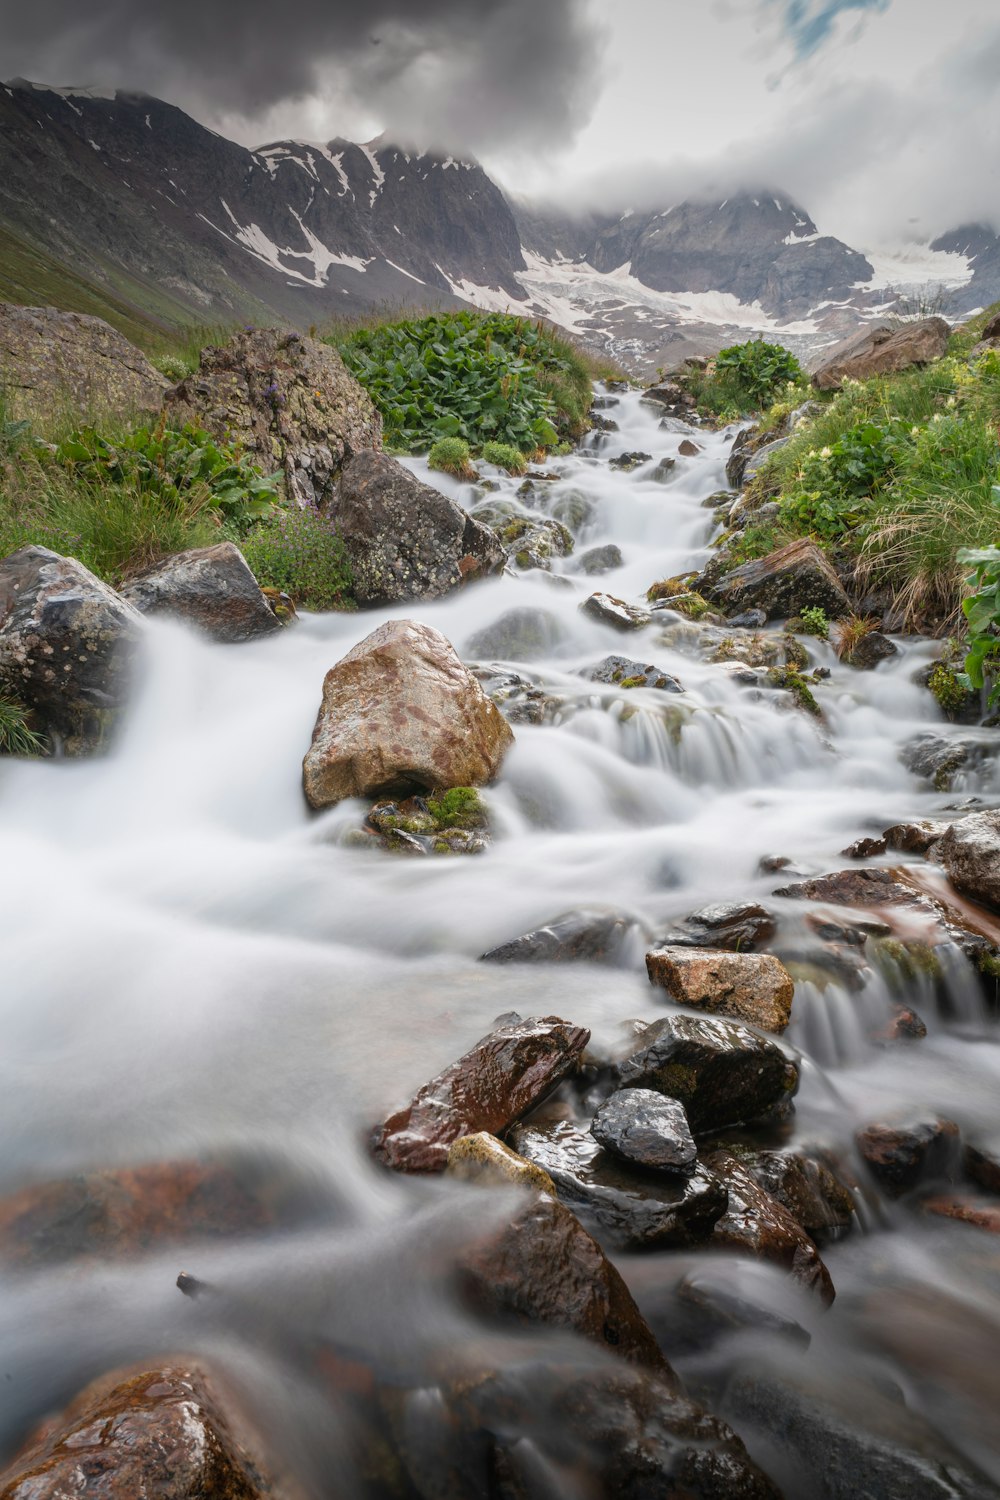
[590,413,620,433]
[856,1116,962,1197]
[742,1148,856,1243]
[510,1120,727,1248]
[578,544,624,575]
[585,654,683,692]
[840,628,898,669]
[613,1013,799,1135]
[580,592,652,631]
[650,456,678,482]
[590,1089,697,1173]
[900,733,990,791]
[609,451,653,472]
[480,908,641,966]
[121,541,282,643]
[658,901,777,953]
[727,609,768,629]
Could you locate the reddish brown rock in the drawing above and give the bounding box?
[965,1140,1000,1194]
[0,1159,274,1268]
[812,317,950,391]
[0,1365,282,1499]
[874,1005,928,1043]
[372,1014,590,1173]
[856,1117,961,1197]
[923,1194,1000,1234]
[302,619,514,810]
[706,538,851,622]
[701,1148,836,1304]
[458,1193,673,1375]
[742,1149,856,1243]
[646,946,794,1034]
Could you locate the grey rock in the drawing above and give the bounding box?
[591,1089,697,1173]
[650,456,678,483]
[121,541,281,642]
[813,317,952,392]
[580,592,652,631]
[742,436,790,482]
[578,543,623,575]
[901,733,992,791]
[707,538,851,621]
[0,302,167,425]
[465,607,569,662]
[585,654,683,692]
[937,808,1000,911]
[609,451,653,472]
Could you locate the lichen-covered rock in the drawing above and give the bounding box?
[0,301,167,424]
[702,1148,836,1304]
[580,592,652,631]
[335,450,503,605]
[0,1365,281,1499]
[446,1132,556,1193]
[496,512,573,573]
[584,654,683,692]
[590,1089,698,1174]
[457,1192,671,1372]
[510,1120,727,1248]
[646,946,795,1034]
[121,541,282,642]
[0,545,144,754]
[706,538,851,621]
[812,317,951,391]
[302,619,514,810]
[164,327,381,508]
[613,1013,799,1134]
[372,1013,590,1173]
[937,809,1000,912]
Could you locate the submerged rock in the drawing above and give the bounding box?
[480,908,640,966]
[578,543,623,575]
[335,450,504,604]
[613,1013,799,1134]
[458,1192,670,1372]
[372,1014,590,1173]
[590,1089,698,1174]
[510,1120,727,1249]
[706,538,851,621]
[901,733,991,791]
[465,606,568,661]
[302,619,513,810]
[164,326,381,509]
[938,809,1000,912]
[856,1116,962,1197]
[646,946,795,1034]
[702,1148,835,1304]
[0,1365,280,1499]
[121,540,282,642]
[580,592,652,631]
[812,317,951,391]
[0,545,144,754]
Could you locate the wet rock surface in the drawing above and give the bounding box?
[509,1120,727,1248]
[0,1365,280,1499]
[164,327,381,508]
[578,543,624,574]
[646,946,795,1034]
[335,451,504,605]
[741,1148,856,1242]
[580,591,652,631]
[302,619,513,810]
[0,545,144,754]
[856,1116,962,1196]
[465,605,568,661]
[372,1014,590,1173]
[937,809,1000,912]
[901,733,991,790]
[480,908,640,965]
[446,1132,555,1193]
[658,901,777,953]
[121,541,282,643]
[706,538,852,621]
[701,1148,836,1304]
[613,1013,800,1134]
[584,653,683,691]
[457,1192,671,1371]
[590,1088,698,1173]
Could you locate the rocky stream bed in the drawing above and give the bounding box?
[2,385,1000,1498]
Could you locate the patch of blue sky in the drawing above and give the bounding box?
[773,0,892,57]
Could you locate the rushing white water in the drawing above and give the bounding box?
[2,390,999,1494]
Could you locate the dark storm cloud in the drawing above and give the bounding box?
[0,0,603,151]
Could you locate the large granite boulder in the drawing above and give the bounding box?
[334,450,504,606]
[302,619,514,810]
[0,302,167,425]
[163,327,381,509]
[706,538,851,621]
[0,546,144,754]
[121,541,281,643]
[812,317,951,392]
[0,1365,280,1499]
[372,1013,589,1173]
[937,809,1000,912]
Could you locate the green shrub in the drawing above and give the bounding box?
[956,541,1000,705]
[798,606,830,639]
[240,506,354,610]
[480,440,528,474]
[0,697,44,756]
[714,340,804,408]
[427,436,475,479]
[333,311,593,453]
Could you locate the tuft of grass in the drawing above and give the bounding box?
[480,440,528,474]
[834,614,879,659]
[0,697,45,756]
[428,436,476,479]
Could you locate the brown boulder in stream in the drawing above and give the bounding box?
[646,946,795,1034]
[372,1014,590,1173]
[856,1116,962,1197]
[0,1365,282,1499]
[302,619,514,810]
[702,1148,836,1304]
[121,541,282,643]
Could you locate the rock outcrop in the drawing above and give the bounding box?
[0,302,168,424]
[0,545,144,754]
[164,328,381,509]
[372,1013,589,1173]
[812,317,951,391]
[706,538,851,621]
[302,619,514,810]
[334,451,504,606]
[121,541,282,642]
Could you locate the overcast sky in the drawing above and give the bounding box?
[2,0,998,245]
